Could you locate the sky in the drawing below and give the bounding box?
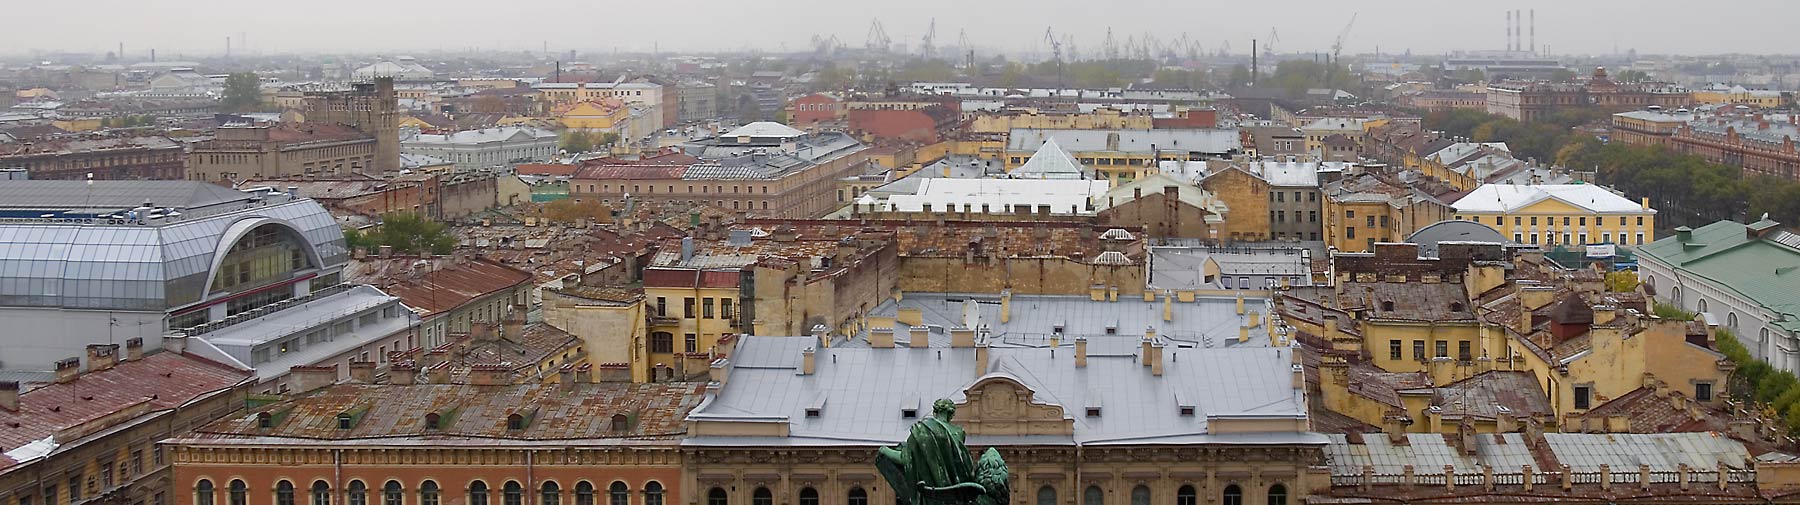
[4,0,1795,59]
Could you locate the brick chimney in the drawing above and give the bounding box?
[1150,339,1165,376]
[950,326,974,348]
[574,363,593,383]
[598,362,632,382]
[801,347,816,375]
[390,361,418,385]
[870,327,895,348]
[0,381,18,412]
[470,364,510,386]
[287,365,338,394]
[1074,336,1088,368]
[909,325,928,348]
[558,364,576,390]
[124,337,144,362]
[86,344,119,372]
[348,361,375,383]
[54,357,80,383]
[163,334,188,355]
[426,361,451,384]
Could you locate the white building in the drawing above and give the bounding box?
[401,127,559,170]
[1637,219,1800,373]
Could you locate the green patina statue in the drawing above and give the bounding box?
[877,399,1010,505]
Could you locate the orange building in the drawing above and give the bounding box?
[167,380,705,505]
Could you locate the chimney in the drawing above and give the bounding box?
[1000,289,1013,323]
[287,365,338,394]
[575,363,593,383]
[1640,465,1652,491]
[1151,339,1165,376]
[709,358,730,385]
[0,382,15,412]
[598,362,632,383]
[1444,466,1455,491]
[1560,465,1573,491]
[378,245,393,258]
[163,334,188,355]
[950,326,975,348]
[801,347,816,375]
[470,364,510,386]
[1163,291,1173,322]
[1141,335,1154,366]
[390,361,418,385]
[124,337,144,362]
[558,364,576,389]
[1599,464,1612,491]
[811,324,831,347]
[1075,336,1088,368]
[975,340,990,374]
[54,357,80,383]
[349,361,375,383]
[503,313,525,341]
[1522,465,1534,492]
[910,325,929,348]
[86,344,120,372]
[870,327,895,348]
[1236,291,1246,314]
[426,361,451,384]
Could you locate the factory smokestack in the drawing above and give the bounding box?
[1531,9,1537,54]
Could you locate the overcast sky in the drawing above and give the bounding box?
[4,0,1793,59]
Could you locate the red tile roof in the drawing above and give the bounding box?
[571,164,689,180]
[267,123,370,144]
[351,257,534,318]
[0,352,252,469]
[516,163,579,177]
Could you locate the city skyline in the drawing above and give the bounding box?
[5,0,1798,59]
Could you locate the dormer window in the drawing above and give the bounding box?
[1104,326,1118,335]
[1086,407,1102,417]
[1381,301,1396,312]
[336,413,352,430]
[256,412,272,429]
[507,413,525,431]
[901,408,918,419]
[1450,302,1465,312]
[611,413,629,431]
[424,413,441,430]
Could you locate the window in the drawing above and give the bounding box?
[1413,340,1425,360]
[1458,341,1472,361]
[1346,227,1355,239]
[703,298,715,319]
[1346,210,1355,219]
[1574,385,1592,410]
[1309,211,1317,223]
[542,482,560,505]
[44,486,55,505]
[276,482,296,505]
[349,482,368,505]
[313,482,332,505]
[198,480,216,505]
[504,483,523,505]
[656,297,667,317]
[1267,485,1286,505]
[608,481,630,505]
[1083,486,1103,505]
[1389,340,1402,360]
[707,489,727,505]
[722,298,734,320]
[650,332,674,354]
[222,482,247,505]
[1637,216,1645,226]
[421,482,439,505]
[1367,216,1375,227]
[1381,301,1395,312]
[753,488,772,505]
[684,298,695,318]
[68,476,80,501]
[576,484,594,505]
[848,488,867,505]
[1563,217,1571,226]
[385,481,403,505]
[1696,382,1715,402]
[799,488,818,505]
[644,483,663,505]
[1130,486,1149,505]
[1435,341,1448,358]
[1222,486,1242,505]
[1514,217,1521,226]
[468,482,486,505]
[1176,486,1196,505]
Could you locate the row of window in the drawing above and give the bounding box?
[1463,215,1648,227]
[1270,192,1318,203]
[655,297,735,321]
[1388,338,1476,361]
[706,484,1285,505]
[195,479,663,505]
[1269,211,1318,224]
[1510,232,1645,246]
[588,184,773,195]
[22,447,165,505]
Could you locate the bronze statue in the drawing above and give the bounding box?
[877,399,1010,505]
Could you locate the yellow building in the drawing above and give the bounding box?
[643,265,743,380]
[1321,174,1456,252]
[966,107,1153,134]
[1450,184,1657,247]
[1692,87,1784,108]
[555,99,630,130]
[1004,129,1242,185]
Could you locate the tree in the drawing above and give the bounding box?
[1548,68,1578,82]
[346,213,454,255]
[220,72,263,113]
[1614,69,1651,83]
[1603,271,1639,292]
[1226,64,1251,89]
[559,130,596,153]
[597,132,620,147]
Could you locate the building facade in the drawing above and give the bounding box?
[187,123,378,184]
[1638,219,1800,373]
[1486,68,1692,122]
[400,127,558,171]
[1450,184,1656,247]
[300,78,401,174]
[0,136,184,180]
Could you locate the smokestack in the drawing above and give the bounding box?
[1531,10,1537,54]
[226,36,231,58]
[1251,39,1258,86]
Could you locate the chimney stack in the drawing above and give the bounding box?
[1141,335,1154,366]
[870,327,896,348]
[86,344,120,372]
[0,382,15,412]
[709,358,730,385]
[801,347,816,375]
[910,325,929,348]
[950,326,975,348]
[1000,289,1013,323]
[575,363,593,383]
[349,361,375,383]
[1074,336,1088,368]
[287,365,338,394]
[390,361,418,385]
[1150,339,1165,376]
[163,334,188,354]
[558,364,576,389]
[54,357,80,383]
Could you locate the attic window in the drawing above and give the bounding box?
[1086,407,1102,417]
[256,412,272,429]
[611,413,629,431]
[336,413,353,430]
[901,408,918,419]
[1053,325,1066,335]
[1104,326,1118,335]
[1381,301,1396,312]
[1179,406,1196,416]
[1449,302,1465,312]
[425,413,441,430]
[507,413,525,430]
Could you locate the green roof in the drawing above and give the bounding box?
[1637,220,1800,331]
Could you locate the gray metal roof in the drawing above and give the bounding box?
[0,180,255,215]
[850,292,1275,350]
[1148,247,1311,291]
[1407,220,1510,258]
[690,335,1317,446]
[1324,432,1750,476]
[1007,129,1242,155]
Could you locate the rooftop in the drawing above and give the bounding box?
[1636,219,1800,332]
[850,292,1276,350]
[1452,184,1649,214]
[0,351,252,469]
[1007,129,1242,155]
[347,257,533,318]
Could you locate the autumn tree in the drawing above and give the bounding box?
[220,73,263,112]
[540,199,613,224]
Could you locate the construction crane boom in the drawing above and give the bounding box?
[865,19,891,53]
[1044,27,1064,91]
[920,18,936,60]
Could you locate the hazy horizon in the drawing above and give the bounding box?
[4,0,1797,59]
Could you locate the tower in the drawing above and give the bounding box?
[301,76,400,174]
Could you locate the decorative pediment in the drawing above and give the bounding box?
[954,374,1074,436]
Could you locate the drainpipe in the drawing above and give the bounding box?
[334,449,343,505]
[527,450,536,505]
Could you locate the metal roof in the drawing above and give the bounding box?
[1637,219,1800,332]
[723,122,805,139]
[1007,129,1242,155]
[691,335,1317,446]
[1451,184,1651,214]
[1009,137,1089,180]
[851,292,1275,350]
[0,180,255,214]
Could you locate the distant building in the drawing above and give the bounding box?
[533,81,670,127]
[1451,184,1656,247]
[1006,128,1243,185]
[187,122,377,184]
[300,78,401,173]
[400,126,558,171]
[1611,109,1696,148]
[569,122,871,218]
[677,81,718,123]
[1486,68,1692,122]
[1398,89,1488,111]
[788,92,843,125]
[0,135,184,180]
[1668,111,1800,181]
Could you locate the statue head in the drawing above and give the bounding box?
[933,399,956,421]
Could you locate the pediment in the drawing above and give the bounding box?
[954,374,1074,437]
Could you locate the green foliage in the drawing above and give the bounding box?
[559,130,613,153]
[1603,271,1639,292]
[1151,68,1209,91]
[1613,69,1651,83]
[220,73,263,113]
[349,213,454,255]
[1226,64,1251,89]
[1787,401,1800,433]
[812,65,855,92]
[1548,69,1578,82]
[895,59,957,83]
[1653,302,1697,321]
[1758,370,1798,404]
[1775,387,1800,415]
[1266,60,1354,98]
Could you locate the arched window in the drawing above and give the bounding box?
[1222,485,1242,505]
[349,481,368,505]
[644,482,664,505]
[609,482,629,505]
[1729,312,1739,330]
[1698,299,1709,312]
[848,488,868,505]
[1266,484,1286,505]
[1176,486,1197,505]
[542,482,561,505]
[1083,486,1103,505]
[575,482,595,505]
[278,481,296,505]
[753,488,773,505]
[313,481,332,505]
[707,488,728,505]
[799,488,818,505]
[1129,486,1148,505]
[503,483,523,505]
[469,481,488,505]
[230,480,249,505]
[385,481,403,505]
[197,480,216,505]
[1036,486,1056,505]
[421,481,440,505]
[507,414,525,430]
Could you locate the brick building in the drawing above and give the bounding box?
[1486,68,1692,122]
[301,78,401,173]
[0,135,185,180]
[187,123,378,185]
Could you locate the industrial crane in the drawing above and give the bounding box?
[1044,27,1065,91]
[1265,28,1280,60]
[1328,13,1357,90]
[866,19,891,53]
[920,18,936,60]
[1103,28,1119,61]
